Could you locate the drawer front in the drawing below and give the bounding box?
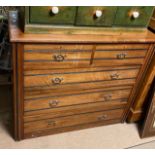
[93,44,148,66]
[24,108,124,134]
[24,68,139,88]
[30,6,76,25]
[24,99,127,120]
[24,79,136,100]
[114,6,154,27]
[24,87,131,111]
[24,44,93,70]
[76,6,117,26]
[24,43,149,70]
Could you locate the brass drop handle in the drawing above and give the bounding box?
[49,100,59,107]
[52,77,63,84]
[117,53,126,59]
[47,120,56,126]
[103,94,112,101]
[53,54,65,62]
[98,114,108,121]
[110,73,119,80]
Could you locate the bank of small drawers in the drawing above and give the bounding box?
[23,43,149,138]
[29,6,154,27]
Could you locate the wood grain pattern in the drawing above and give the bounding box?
[24,88,131,111]
[24,65,141,75]
[12,43,18,140]
[24,80,135,99]
[23,44,147,69]
[140,79,155,138]
[24,60,92,70]
[96,44,149,50]
[9,14,155,140]
[24,108,124,134]
[9,19,155,43]
[127,48,155,122]
[149,8,155,31]
[125,44,155,122]
[24,119,121,139]
[94,50,146,59]
[24,68,139,88]
[24,100,127,121]
[24,45,147,61]
[24,44,93,50]
[93,58,144,66]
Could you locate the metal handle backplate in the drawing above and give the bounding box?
[103,94,112,101]
[110,73,119,80]
[52,77,63,84]
[53,54,65,62]
[49,100,59,107]
[117,53,126,59]
[98,115,108,121]
[47,120,56,126]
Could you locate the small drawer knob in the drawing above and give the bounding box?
[117,53,126,59]
[95,10,102,18]
[53,54,65,62]
[51,6,59,15]
[131,11,140,19]
[49,100,59,107]
[103,94,112,101]
[98,115,108,121]
[52,77,63,84]
[110,73,119,80]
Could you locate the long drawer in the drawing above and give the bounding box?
[24,99,127,120]
[24,67,139,88]
[24,79,135,99]
[24,86,131,111]
[24,108,124,134]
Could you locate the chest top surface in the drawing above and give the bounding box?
[9,10,155,43]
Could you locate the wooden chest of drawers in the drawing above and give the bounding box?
[9,10,155,140]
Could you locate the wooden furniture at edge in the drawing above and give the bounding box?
[127,9,155,122]
[127,52,155,122]
[9,13,155,140]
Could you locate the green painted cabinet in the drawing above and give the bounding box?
[114,6,154,27]
[18,6,154,33]
[30,6,76,25]
[75,6,117,26]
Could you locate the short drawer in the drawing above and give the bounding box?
[93,44,148,66]
[24,44,93,70]
[24,87,131,111]
[114,6,154,27]
[24,67,139,88]
[24,108,124,134]
[76,6,117,26]
[29,6,76,25]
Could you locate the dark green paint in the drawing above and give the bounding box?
[30,6,76,25]
[75,6,117,27]
[22,6,154,33]
[114,6,154,27]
